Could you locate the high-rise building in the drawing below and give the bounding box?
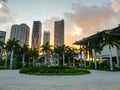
[32,21,42,50]
[10,23,30,46]
[54,20,64,47]
[0,31,6,60]
[0,31,6,43]
[43,31,50,45]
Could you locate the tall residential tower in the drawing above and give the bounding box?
[54,20,64,47]
[10,24,30,46]
[43,31,50,45]
[32,21,42,50]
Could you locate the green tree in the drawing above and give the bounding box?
[40,42,52,65]
[60,44,66,66]
[31,48,39,66]
[21,44,29,67]
[54,45,65,65]
[65,46,77,66]
[54,46,61,65]
[101,32,120,70]
[87,38,102,69]
[6,38,19,69]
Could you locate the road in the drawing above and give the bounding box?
[0,70,120,90]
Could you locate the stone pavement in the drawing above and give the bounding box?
[0,70,120,90]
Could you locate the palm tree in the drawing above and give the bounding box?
[88,38,102,69]
[40,42,52,65]
[6,38,19,69]
[59,44,66,66]
[54,46,61,65]
[31,48,39,66]
[21,44,29,67]
[65,46,77,66]
[101,31,120,70]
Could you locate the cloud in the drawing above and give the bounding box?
[0,0,8,3]
[64,0,120,39]
[0,0,15,25]
[111,0,120,12]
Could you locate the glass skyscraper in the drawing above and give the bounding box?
[32,21,42,50]
[54,20,64,47]
[43,31,50,45]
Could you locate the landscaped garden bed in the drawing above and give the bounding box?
[20,66,90,76]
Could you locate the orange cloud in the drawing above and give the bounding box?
[65,1,120,40]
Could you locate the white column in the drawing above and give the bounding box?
[92,49,97,69]
[116,55,119,67]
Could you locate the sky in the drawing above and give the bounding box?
[0,0,120,47]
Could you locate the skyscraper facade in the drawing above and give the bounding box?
[32,21,42,50]
[10,23,30,46]
[43,31,50,45]
[0,31,6,43]
[0,31,6,60]
[54,20,64,47]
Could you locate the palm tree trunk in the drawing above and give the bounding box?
[0,46,2,60]
[57,54,59,65]
[92,49,97,69]
[73,58,75,66]
[88,52,91,65]
[82,53,86,67]
[44,51,47,65]
[4,52,8,67]
[109,48,113,70]
[63,53,65,66]
[83,54,86,67]
[10,49,14,69]
[22,54,25,67]
[32,57,35,66]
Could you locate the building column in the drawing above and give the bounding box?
[116,47,120,68]
[100,56,102,63]
[116,55,119,67]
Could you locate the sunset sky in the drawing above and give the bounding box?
[0,0,120,47]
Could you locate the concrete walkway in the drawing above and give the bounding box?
[0,70,120,90]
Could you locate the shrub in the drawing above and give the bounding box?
[16,61,22,69]
[86,62,94,69]
[0,66,7,69]
[0,61,4,66]
[20,65,90,75]
[99,61,110,70]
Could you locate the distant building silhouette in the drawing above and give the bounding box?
[0,31,6,43]
[10,24,30,46]
[0,31,6,60]
[54,20,64,47]
[43,31,50,45]
[32,21,42,50]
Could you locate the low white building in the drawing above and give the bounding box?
[74,25,120,67]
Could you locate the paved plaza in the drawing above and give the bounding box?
[0,70,120,90]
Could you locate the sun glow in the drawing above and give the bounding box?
[71,25,82,36]
[0,3,3,9]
